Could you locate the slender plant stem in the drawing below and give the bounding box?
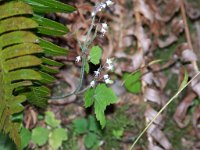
[50,16,97,100]
[129,71,200,150]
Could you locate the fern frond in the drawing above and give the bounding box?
[0,0,75,149]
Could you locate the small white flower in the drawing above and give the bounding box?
[106,58,112,65]
[103,74,109,80]
[90,80,95,87]
[105,78,113,84]
[94,70,100,77]
[91,11,96,17]
[102,22,108,30]
[106,64,114,71]
[106,0,114,6]
[75,56,81,62]
[101,22,108,36]
[100,3,106,9]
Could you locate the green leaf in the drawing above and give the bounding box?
[94,84,117,128]
[45,111,61,128]
[33,15,69,36]
[39,71,56,83]
[84,88,95,108]
[84,132,98,149]
[179,69,188,90]
[3,55,42,72]
[22,0,76,13]
[31,127,49,146]
[39,39,68,56]
[49,128,68,150]
[20,127,31,149]
[85,62,90,73]
[73,118,88,134]
[6,69,41,82]
[25,86,50,108]
[0,31,39,49]
[88,115,99,132]
[0,133,16,150]
[112,128,124,139]
[40,65,59,74]
[89,46,102,65]
[2,43,43,60]
[123,71,142,94]
[0,1,33,20]
[41,57,63,67]
[0,17,38,35]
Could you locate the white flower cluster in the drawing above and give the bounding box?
[90,58,114,87]
[75,56,81,62]
[91,0,114,17]
[101,22,108,36]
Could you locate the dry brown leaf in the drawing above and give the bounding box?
[192,106,200,138]
[144,88,162,105]
[173,92,196,128]
[131,49,144,70]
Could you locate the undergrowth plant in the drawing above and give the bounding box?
[0,0,75,149]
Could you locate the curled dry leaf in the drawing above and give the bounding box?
[182,49,198,62]
[134,0,154,22]
[142,72,154,85]
[157,34,177,48]
[134,25,151,52]
[191,75,200,98]
[173,91,196,128]
[155,0,180,22]
[150,127,172,150]
[145,106,164,126]
[185,2,200,20]
[131,49,144,70]
[144,87,162,105]
[192,106,200,138]
[171,19,184,36]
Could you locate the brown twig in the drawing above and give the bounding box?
[180,0,199,71]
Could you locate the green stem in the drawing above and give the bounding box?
[50,16,97,99]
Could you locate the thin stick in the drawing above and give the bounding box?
[129,71,200,150]
[180,0,198,71]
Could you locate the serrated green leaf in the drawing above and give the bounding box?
[94,84,117,128]
[88,115,99,132]
[0,17,38,35]
[84,88,95,108]
[49,128,68,150]
[0,1,33,20]
[20,127,31,149]
[123,71,142,94]
[39,39,68,56]
[31,127,49,146]
[22,0,76,13]
[45,111,60,128]
[84,132,98,149]
[89,46,102,65]
[33,15,69,36]
[73,118,88,134]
